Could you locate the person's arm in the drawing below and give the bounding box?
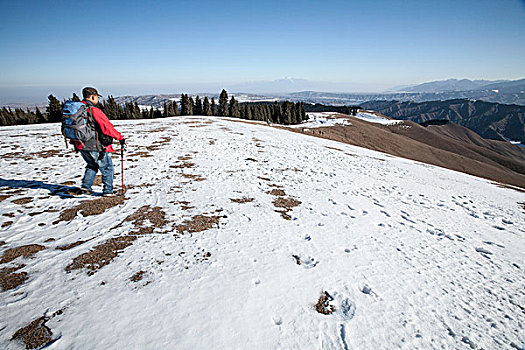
[91,108,123,140]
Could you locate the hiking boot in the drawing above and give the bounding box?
[102,192,118,197]
[78,188,92,195]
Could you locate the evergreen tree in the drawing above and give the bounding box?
[195,96,203,115]
[218,89,228,116]
[211,97,216,116]
[162,102,169,117]
[188,96,194,115]
[229,96,240,118]
[180,94,190,115]
[72,93,81,102]
[172,101,179,115]
[203,97,211,116]
[244,104,252,120]
[46,94,62,123]
[35,107,44,122]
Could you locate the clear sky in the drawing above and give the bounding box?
[1,0,524,101]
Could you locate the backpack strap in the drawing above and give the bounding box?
[86,106,102,152]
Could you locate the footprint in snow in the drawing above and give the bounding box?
[292,254,319,269]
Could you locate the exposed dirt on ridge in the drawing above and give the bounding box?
[11,317,53,349]
[67,206,169,275]
[12,197,33,205]
[230,197,255,203]
[0,244,45,264]
[315,291,336,315]
[130,270,146,282]
[54,196,125,224]
[56,239,91,251]
[65,235,137,275]
[117,205,169,234]
[170,162,195,169]
[285,115,525,189]
[0,265,27,291]
[267,189,286,196]
[175,215,222,235]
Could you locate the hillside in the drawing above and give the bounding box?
[360,99,525,143]
[1,117,524,349]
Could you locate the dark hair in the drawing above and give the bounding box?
[82,87,100,99]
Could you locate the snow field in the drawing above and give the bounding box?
[0,116,524,349]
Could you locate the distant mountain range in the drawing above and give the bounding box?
[392,78,525,94]
[360,99,525,143]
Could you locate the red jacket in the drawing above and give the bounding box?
[73,101,123,153]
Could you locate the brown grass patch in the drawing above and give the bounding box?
[54,196,125,224]
[3,213,15,217]
[273,197,301,208]
[60,181,76,186]
[175,215,221,234]
[130,271,145,282]
[325,146,343,152]
[146,145,161,151]
[2,221,14,228]
[267,189,286,196]
[231,197,255,203]
[32,150,62,159]
[44,238,55,243]
[0,194,12,202]
[257,176,271,181]
[272,197,301,220]
[268,183,283,188]
[116,205,169,235]
[149,127,169,133]
[12,197,33,205]
[246,158,258,162]
[275,210,292,220]
[0,265,27,291]
[0,245,45,264]
[67,206,169,275]
[65,236,137,275]
[519,202,525,211]
[11,316,53,349]
[129,151,152,158]
[0,241,5,246]
[181,173,206,181]
[170,162,195,169]
[175,201,194,211]
[315,291,335,315]
[209,140,216,145]
[275,167,303,173]
[178,156,193,161]
[56,239,90,251]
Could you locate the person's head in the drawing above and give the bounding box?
[82,87,102,104]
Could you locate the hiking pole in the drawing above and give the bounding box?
[119,138,126,195]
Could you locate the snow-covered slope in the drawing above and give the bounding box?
[0,116,524,349]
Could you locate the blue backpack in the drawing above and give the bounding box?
[61,101,96,144]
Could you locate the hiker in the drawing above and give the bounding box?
[72,87,125,196]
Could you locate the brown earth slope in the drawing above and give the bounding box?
[283,115,525,189]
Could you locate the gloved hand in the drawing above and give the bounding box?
[119,138,126,149]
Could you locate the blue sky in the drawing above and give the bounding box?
[1,0,524,101]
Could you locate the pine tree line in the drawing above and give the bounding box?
[1,89,306,126]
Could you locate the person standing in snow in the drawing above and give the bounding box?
[73,87,125,196]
